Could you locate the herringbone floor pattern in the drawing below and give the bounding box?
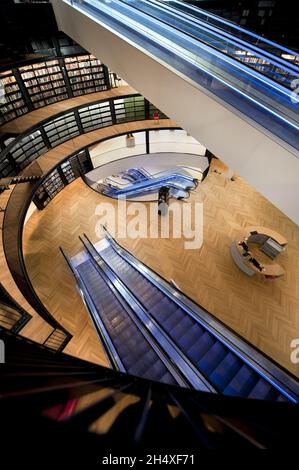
[22,163,299,376]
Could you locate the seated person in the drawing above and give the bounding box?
[249,257,264,272]
[238,240,249,252]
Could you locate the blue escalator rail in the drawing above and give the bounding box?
[62,246,189,386]
[120,0,298,88]
[93,230,299,403]
[75,259,178,384]
[81,235,216,392]
[99,173,197,198]
[67,0,299,151]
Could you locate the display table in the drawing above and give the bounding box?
[231,226,287,279]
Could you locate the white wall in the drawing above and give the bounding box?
[52,0,299,224]
[89,129,206,168]
[87,152,207,184]
[90,132,147,168]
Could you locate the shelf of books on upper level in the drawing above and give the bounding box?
[19,60,68,109]
[64,55,106,96]
[33,149,93,209]
[0,54,111,125]
[0,70,28,122]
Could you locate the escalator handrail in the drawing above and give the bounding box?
[72,0,299,150]
[101,228,299,403]
[78,236,190,388]
[102,173,197,195]
[59,247,126,373]
[122,0,298,86]
[78,0,295,102]
[160,0,299,69]
[81,234,216,393]
[147,0,299,76]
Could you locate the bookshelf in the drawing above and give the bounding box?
[69,149,93,175]
[33,149,93,209]
[43,111,80,146]
[0,70,28,124]
[34,168,64,209]
[114,96,146,123]
[78,101,112,132]
[9,130,48,170]
[61,160,76,184]
[64,55,107,96]
[19,60,68,109]
[0,55,120,125]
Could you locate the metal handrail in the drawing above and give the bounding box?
[82,233,215,392]
[59,246,125,372]
[101,226,299,403]
[79,235,190,388]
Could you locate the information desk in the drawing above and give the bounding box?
[231,226,287,279]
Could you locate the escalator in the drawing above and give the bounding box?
[162,0,299,66]
[60,0,299,151]
[119,167,150,182]
[97,172,197,199]
[119,0,298,88]
[61,248,187,386]
[76,229,299,403]
[86,229,299,401]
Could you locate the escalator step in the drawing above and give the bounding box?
[248,378,279,400]
[98,245,290,401]
[209,352,243,391]
[177,323,205,349]
[198,341,228,376]
[187,331,215,364]
[223,364,259,397]
[76,260,177,385]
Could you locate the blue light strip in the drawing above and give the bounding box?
[76,0,292,106]
[66,0,299,149]
[169,0,299,60]
[72,1,297,107]
[147,0,299,77]
[104,231,299,403]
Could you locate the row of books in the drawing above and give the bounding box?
[28,85,67,96]
[0,55,108,123]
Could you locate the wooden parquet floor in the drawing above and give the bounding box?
[22,188,110,366]
[22,167,299,376]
